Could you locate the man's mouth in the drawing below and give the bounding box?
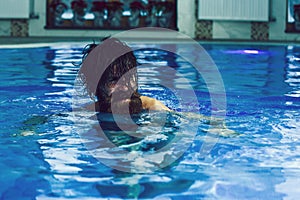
[108,84,130,96]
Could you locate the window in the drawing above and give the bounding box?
[286,0,300,32]
[46,0,177,30]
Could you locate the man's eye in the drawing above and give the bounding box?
[109,77,119,82]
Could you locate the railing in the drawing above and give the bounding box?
[198,0,270,22]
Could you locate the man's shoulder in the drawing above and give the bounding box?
[140,96,170,111]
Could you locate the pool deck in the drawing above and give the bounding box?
[0,36,94,44]
[0,36,300,46]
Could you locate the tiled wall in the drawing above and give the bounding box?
[194,0,300,41]
[194,0,270,41]
[195,20,270,41]
[0,0,299,41]
[0,20,10,36]
[0,19,29,37]
[195,20,212,39]
[213,22,251,40]
[11,20,29,37]
[251,22,269,41]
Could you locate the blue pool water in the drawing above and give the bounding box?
[0,42,299,199]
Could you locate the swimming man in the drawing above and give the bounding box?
[78,37,170,114]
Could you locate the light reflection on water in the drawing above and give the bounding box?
[0,43,299,199]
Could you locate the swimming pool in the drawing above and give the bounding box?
[0,41,299,199]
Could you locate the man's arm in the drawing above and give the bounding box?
[140,96,171,111]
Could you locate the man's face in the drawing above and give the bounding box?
[99,65,138,101]
[106,74,137,99]
[105,78,129,97]
[98,67,141,114]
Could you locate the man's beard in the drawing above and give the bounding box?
[96,90,142,114]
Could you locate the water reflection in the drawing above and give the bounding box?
[2,43,300,199]
[272,45,300,199]
[285,45,300,98]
